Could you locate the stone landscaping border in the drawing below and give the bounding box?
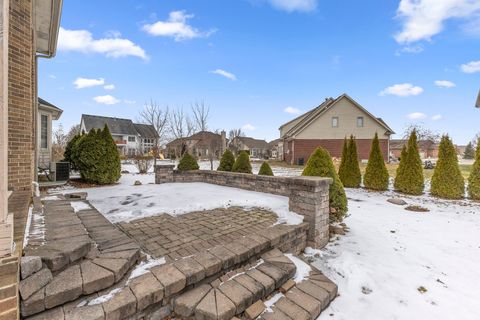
[155,166,332,248]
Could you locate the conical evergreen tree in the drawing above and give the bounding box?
[463,142,475,159]
[258,161,274,176]
[394,130,424,195]
[178,153,199,171]
[64,134,81,170]
[338,137,348,183]
[217,149,235,172]
[100,124,121,183]
[340,135,361,188]
[468,138,480,200]
[431,135,464,199]
[303,147,347,221]
[232,151,252,173]
[364,133,389,191]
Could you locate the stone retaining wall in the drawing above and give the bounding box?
[155,166,332,249]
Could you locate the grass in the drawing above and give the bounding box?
[267,160,473,180]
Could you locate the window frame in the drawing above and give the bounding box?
[331,116,339,128]
[357,116,364,128]
[128,136,136,142]
[40,114,48,149]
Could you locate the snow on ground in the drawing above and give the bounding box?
[312,188,480,320]
[70,201,92,213]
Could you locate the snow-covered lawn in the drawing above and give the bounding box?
[312,188,480,320]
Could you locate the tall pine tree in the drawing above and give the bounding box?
[463,142,475,159]
[431,135,464,199]
[338,137,348,183]
[394,130,424,195]
[468,138,480,200]
[339,135,361,188]
[364,133,389,191]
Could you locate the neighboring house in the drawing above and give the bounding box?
[279,94,395,165]
[166,131,227,159]
[230,136,270,158]
[37,98,62,169]
[80,115,159,156]
[390,139,439,159]
[268,139,283,160]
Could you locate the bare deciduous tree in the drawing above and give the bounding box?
[52,124,67,162]
[169,108,197,158]
[228,128,244,155]
[66,124,81,141]
[191,101,210,132]
[139,100,169,167]
[402,124,440,142]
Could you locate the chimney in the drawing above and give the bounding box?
[221,130,227,153]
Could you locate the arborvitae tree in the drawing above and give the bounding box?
[64,134,80,170]
[232,151,252,174]
[339,135,361,188]
[394,130,424,195]
[468,138,480,200]
[217,149,235,172]
[364,133,389,191]
[177,153,199,171]
[258,161,274,176]
[100,125,121,183]
[338,137,348,183]
[302,147,348,221]
[430,135,464,199]
[463,142,475,159]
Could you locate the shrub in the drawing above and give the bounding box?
[463,142,475,159]
[468,138,480,200]
[177,153,199,171]
[258,161,274,176]
[364,133,389,191]
[132,155,154,174]
[302,147,348,221]
[394,130,424,195]
[75,125,121,184]
[217,149,235,172]
[64,134,81,170]
[431,135,464,199]
[338,137,348,183]
[339,135,361,188]
[232,151,252,174]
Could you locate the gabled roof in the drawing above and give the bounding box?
[38,97,62,120]
[236,137,269,149]
[81,114,157,138]
[133,124,159,139]
[166,131,224,147]
[281,94,395,138]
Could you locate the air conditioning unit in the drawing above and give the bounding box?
[50,162,70,182]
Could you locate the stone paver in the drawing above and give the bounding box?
[44,265,83,309]
[25,306,64,320]
[63,304,104,320]
[150,263,186,297]
[129,272,164,311]
[117,207,278,259]
[102,288,137,320]
[193,251,222,277]
[80,261,115,295]
[233,274,264,302]
[286,287,322,319]
[218,279,252,314]
[245,269,275,296]
[20,256,42,280]
[173,284,211,317]
[275,296,310,320]
[296,281,330,310]
[245,300,266,320]
[19,268,52,300]
[174,257,206,286]
[92,258,129,282]
[256,263,290,289]
[208,245,237,270]
[21,288,45,317]
[260,307,292,320]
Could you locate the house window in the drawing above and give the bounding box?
[332,117,339,128]
[40,115,48,149]
[128,136,136,142]
[357,116,364,127]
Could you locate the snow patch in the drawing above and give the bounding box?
[70,201,92,213]
[285,253,311,283]
[42,195,60,201]
[127,257,166,282]
[22,206,33,248]
[263,292,284,313]
[88,288,122,305]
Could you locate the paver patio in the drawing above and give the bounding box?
[116,206,279,260]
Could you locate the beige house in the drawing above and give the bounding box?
[230,136,269,158]
[0,1,62,318]
[279,94,394,164]
[37,98,62,169]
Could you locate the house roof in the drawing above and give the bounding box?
[38,97,62,120]
[35,0,63,57]
[166,131,224,147]
[81,114,157,138]
[280,94,395,138]
[390,139,438,150]
[236,137,269,149]
[133,124,159,139]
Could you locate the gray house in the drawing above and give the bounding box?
[80,114,159,156]
[37,98,63,169]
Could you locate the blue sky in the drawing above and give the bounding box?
[38,0,480,144]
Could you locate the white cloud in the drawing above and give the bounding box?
[48,74,56,79]
[432,114,443,120]
[58,27,148,60]
[407,112,427,120]
[93,95,121,105]
[266,0,317,12]
[210,69,237,81]
[396,45,424,55]
[104,84,115,90]
[434,80,456,88]
[461,60,480,73]
[394,0,480,43]
[124,100,136,104]
[73,77,105,89]
[284,106,302,114]
[242,124,256,131]
[142,11,215,41]
[379,83,424,97]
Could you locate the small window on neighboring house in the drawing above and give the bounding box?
[357,116,364,127]
[128,136,136,142]
[40,115,48,149]
[332,117,339,128]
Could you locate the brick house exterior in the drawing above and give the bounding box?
[390,139,440,159]
[280,94,394,165]
[0,1,62,318]
[167,130,227,159]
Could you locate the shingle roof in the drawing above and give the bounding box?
[237,137,269,149]
[38,97,62,112]
[81,114,157,138]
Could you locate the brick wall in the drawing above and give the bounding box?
[7,0,35,192]
[284,138,389,165]
[155,167,333,248]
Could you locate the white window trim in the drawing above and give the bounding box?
[332,116,339,128]
[357,116,364,128]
